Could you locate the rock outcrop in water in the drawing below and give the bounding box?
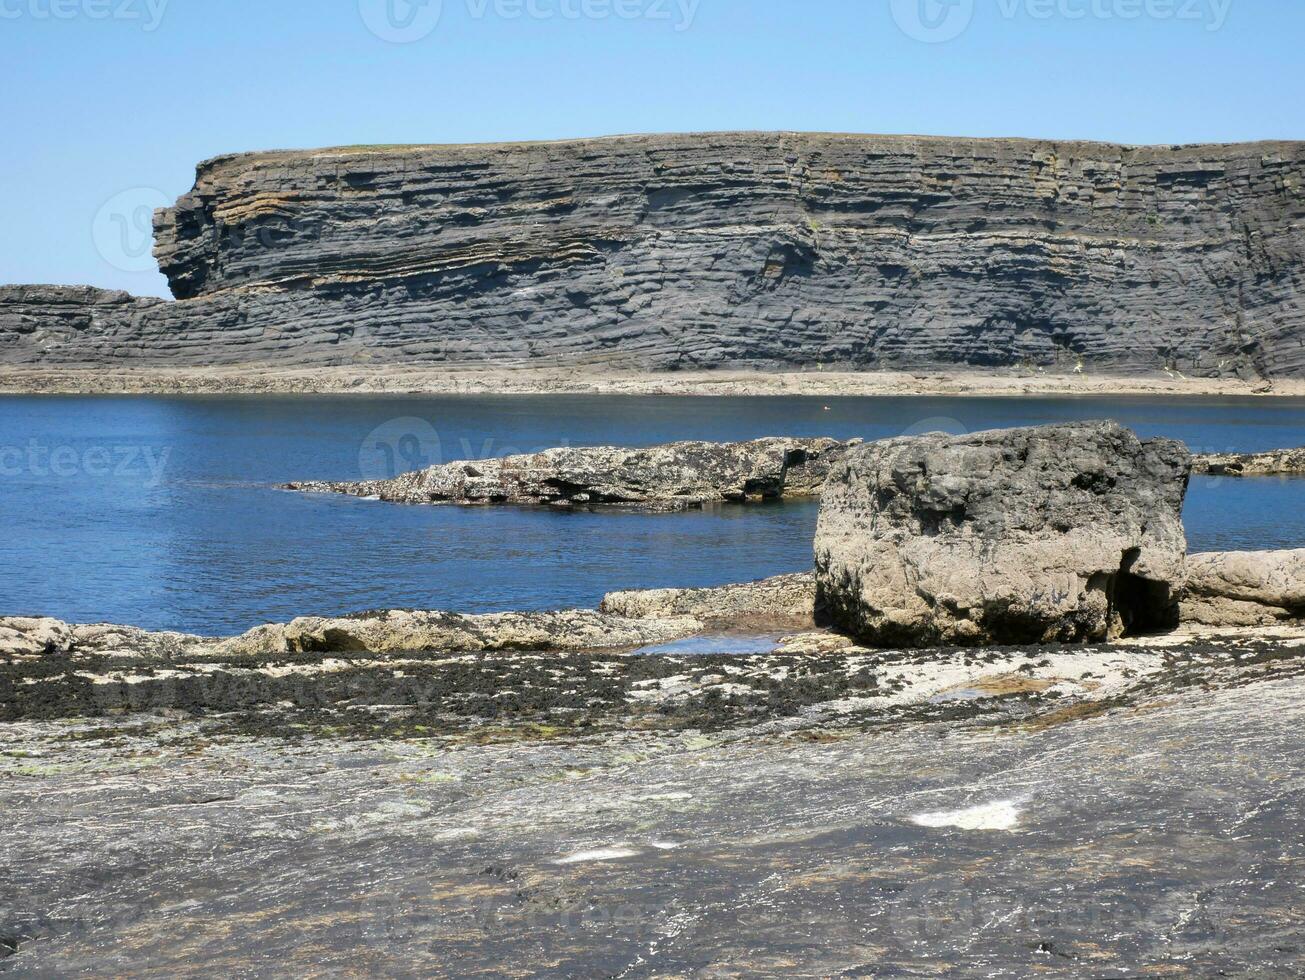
[2,134,1303,378]
[286,437,854,510]
[1193,446,1305,476]
[815,422,1192,647]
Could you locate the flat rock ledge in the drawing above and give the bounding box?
[1192,446,1305,476]
[284,437,856,511]
[0,573,821,663]
[601,572,817,625]
[1182,549,1305,626]
[0,609,702,664]
[7,549,1305,666]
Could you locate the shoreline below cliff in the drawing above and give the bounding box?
[0,366,1299,397]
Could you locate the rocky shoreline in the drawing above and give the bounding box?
[0,365,1300,397]
[8,422,1305,973]
[5,543,1304,730]
[5,576,1305,974]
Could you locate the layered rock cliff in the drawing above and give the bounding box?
[3,133,1303,376]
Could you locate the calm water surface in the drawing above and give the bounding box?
[3,394,1304,634]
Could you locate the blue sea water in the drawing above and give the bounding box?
[2,394,1303,635]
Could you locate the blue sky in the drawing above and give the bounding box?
[2,0,1300,297]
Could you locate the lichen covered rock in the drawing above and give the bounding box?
[814,422,1191,647]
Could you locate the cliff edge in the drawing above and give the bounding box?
[3,133,1303,378]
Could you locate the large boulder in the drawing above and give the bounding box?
[814,422,1191,647]
[1181,550,1305,626]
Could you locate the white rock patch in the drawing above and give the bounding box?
[554,847,641,865]
[910,800,1023,832]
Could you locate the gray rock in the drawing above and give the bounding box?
[286,437,853,510]
[814,421,1191,647]
[601,572,817,626]
[3,134,1303,378]
[1181,549,1305,625]
[5,623,1305,975]
[220,609,702,658]
[1193,447,1305,476]
[0,610,703,662]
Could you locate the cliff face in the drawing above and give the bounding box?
[3,133,1304,375]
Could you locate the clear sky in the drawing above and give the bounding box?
[3,0,1301,297]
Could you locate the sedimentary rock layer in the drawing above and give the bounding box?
[2,133,1303,376]
[285,437,854,510]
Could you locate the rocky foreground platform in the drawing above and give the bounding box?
[3,568,1305,974]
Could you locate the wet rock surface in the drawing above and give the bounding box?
[1182,549,1305,626]
[815,421,1192,647]
[3,134,1304,379]
[285,437,853,510]
[3,620,1305,976]
[1193,445,1305,476]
